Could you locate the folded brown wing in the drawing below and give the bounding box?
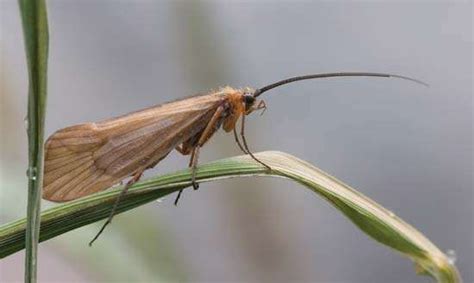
[43,93,225,202]
[43,123,112,201]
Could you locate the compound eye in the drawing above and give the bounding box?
[244,94,255,104]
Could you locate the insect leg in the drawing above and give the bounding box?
[174,149,197,205]
[174,105,225,206]
[233,127,248,154]
[89,170,143,246]
[257,100,267,116]
[190,146,200,190]
[240,113,272,171]
[193,104,226,175]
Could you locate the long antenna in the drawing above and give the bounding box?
[253,72,428,97]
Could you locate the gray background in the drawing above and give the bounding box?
[1,1,472,282]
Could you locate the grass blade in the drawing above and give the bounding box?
[17,0,49,281]
[0,151,461,282]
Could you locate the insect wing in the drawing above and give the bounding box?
[43,94,224,202]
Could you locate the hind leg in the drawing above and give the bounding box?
[89,170,143,246]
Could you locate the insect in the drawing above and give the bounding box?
[42,72,426,245]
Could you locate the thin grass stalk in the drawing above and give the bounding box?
[18,0,49,281]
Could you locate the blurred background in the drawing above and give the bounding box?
[1,1,472,282]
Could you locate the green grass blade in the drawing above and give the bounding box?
[0,151,461,282]
[17,0,49,281]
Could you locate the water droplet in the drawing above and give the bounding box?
[387,210,396,218]
[24,116,28,130]
[156,198,163,203]
[26,167,37,181]
[446,249,457,264]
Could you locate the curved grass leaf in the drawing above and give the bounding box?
[0,151,461,282]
